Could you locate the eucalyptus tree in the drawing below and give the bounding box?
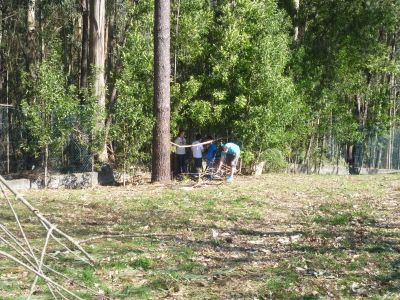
[111,1,154,176]
[80,0,89,90]
[27,0,36,74]
[292,0,400,171]
[89,0,108,163]
[204,0,301,163]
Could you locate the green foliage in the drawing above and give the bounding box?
[208,0,302,156]
[291,0,400,165]
[21,42,79,156]
[111,1,154,168]
[170,0,213,131]
[262,148,288,172]
[131,256,153,270]
[117,285,151,299]
[240,150,256,166]
[4,0,400,171]
[80,266,97,286]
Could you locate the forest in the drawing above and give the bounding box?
[1,1,400,298]
[0,0,400,179]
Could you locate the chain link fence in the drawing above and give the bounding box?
[1,105,399,176]
[0,106,92,176]
[362,129,400,170]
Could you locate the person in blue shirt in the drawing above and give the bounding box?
[206,136,217,178]
[216,142,240,182]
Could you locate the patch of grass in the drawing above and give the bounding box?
[204,200,216,213]
[80,267,97,286]
[231,195,251,206]
[310,202,375,226]
[365,242,395,253]
[131,256,153,270]
[313,211,353,226]
[176,246,194,259]
[313,253,342,271]
[148,272,180,292]
[1,174,399,299]
[337,274,365,294]
[262,275,299,299]
[226,214,240,221]
[116,285,151,299]
[0,281,15,292]
[176,217,191,226]
[246,209,262,220]
[104,260,129,270]
[348,254,369,271]
[262,260,301,298]
[178,261,204,272]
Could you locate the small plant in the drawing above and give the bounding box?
[148,273,180,292]
[131,256,153,270]
[80,267,96,286]
[261,148,288,173]
[117,285,151,299]
[21,41,79,186]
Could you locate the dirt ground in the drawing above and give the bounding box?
[0,173,399,299]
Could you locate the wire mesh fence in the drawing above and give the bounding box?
[1,105,399,176]
[349,129,400,173]
[0,106,92,176]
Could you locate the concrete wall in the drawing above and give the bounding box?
[289,164,400,175]
[5,172,98,190]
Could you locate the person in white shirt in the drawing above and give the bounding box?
[191,134,204,179]
[174,130,187,175]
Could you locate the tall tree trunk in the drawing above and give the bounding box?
[80,0,89,90]
[173,0,181,82]
[293,0,300,43]
[104,4,137,163]
[152,0,171,183]
[38,1,44,62]
[387,34,396,170]
[0,4,3,99]
[89,0,107,163]
[305,133,314,173]
[347,94,367,174]
[44,144,48,187]
[27,0,36,74]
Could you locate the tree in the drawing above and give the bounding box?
[112,2,154,183]
[152,0,171,182]
[89,0,107,163]
[27,0,36,73]
[21,45,78,186]
[80,0,89,90]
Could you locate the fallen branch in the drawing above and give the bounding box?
[0,251,85,300]
[78,233,179,245]
[0,175,95,264]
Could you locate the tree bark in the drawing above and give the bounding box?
[27,0,36,74]
[0,4,3,98]
[293,0,300,42]
[89,0,108,163]
[173,0,181,82]
[80,0,89,90]
[152,0,171,183]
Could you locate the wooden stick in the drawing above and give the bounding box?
[0,175,95,264]
[28,227,53,299]
[0,250,85,300]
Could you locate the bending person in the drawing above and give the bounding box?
[216,142,240,182]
